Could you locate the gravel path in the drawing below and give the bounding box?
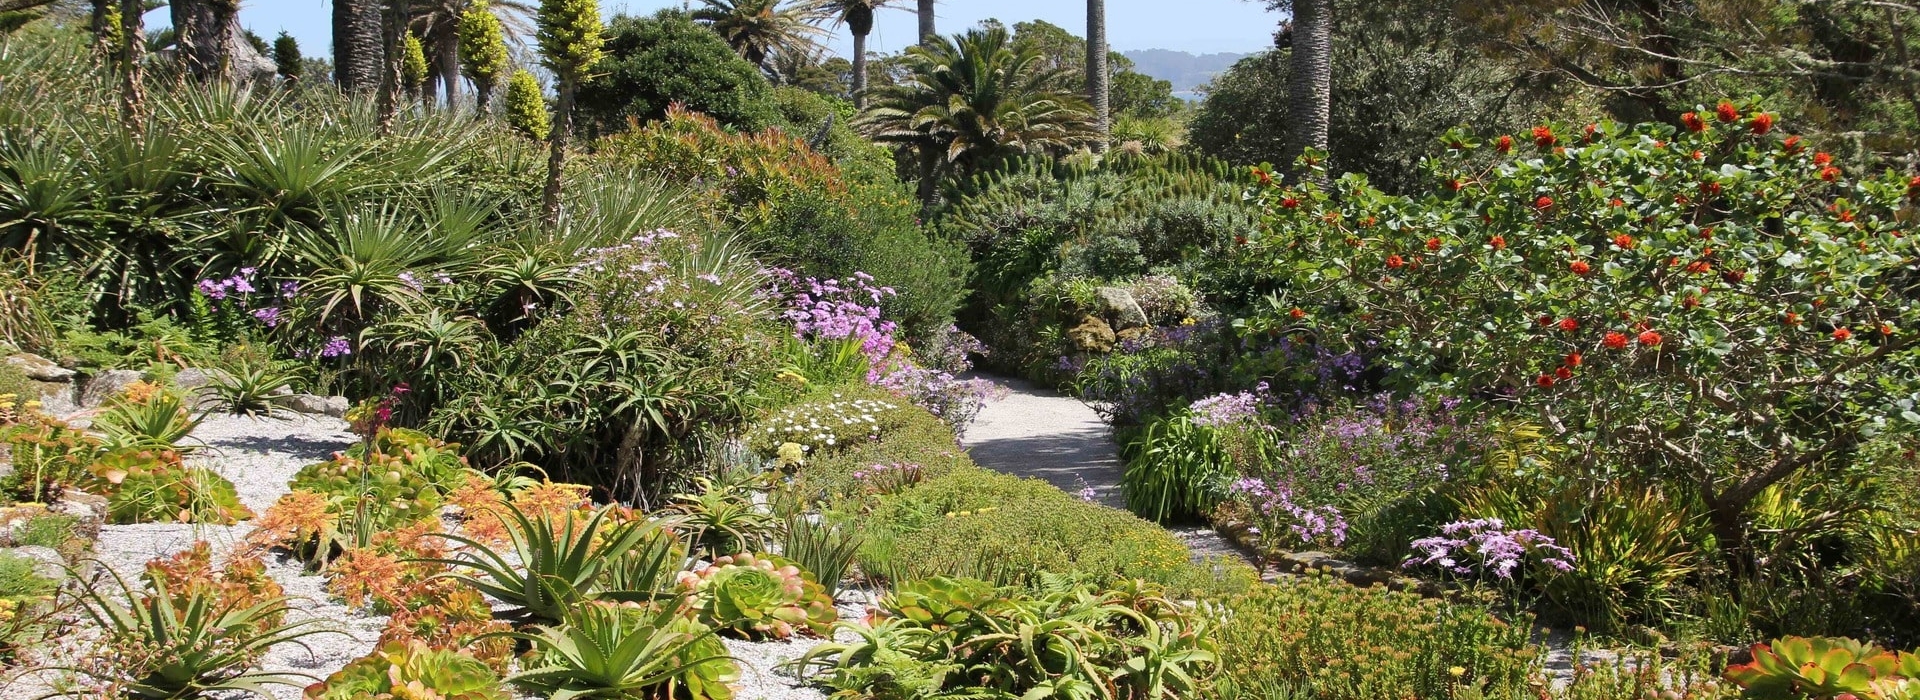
[960,374,1248,566]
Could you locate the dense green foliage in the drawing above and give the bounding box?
[577,10,780,135]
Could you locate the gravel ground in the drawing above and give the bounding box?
[0,412,872,700]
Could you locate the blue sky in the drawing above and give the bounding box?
[194,1,1278,62]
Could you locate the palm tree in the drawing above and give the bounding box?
[916,0,932,45]
[857,27,1098,206]
[413,0,535,107]
[1280,0,1329,180]
[1085,0,1108,152]
[170,0,239,82]
[692,0,826,72]
[118,0,144,130]
[334,0,385,91]
[805,0,894,107]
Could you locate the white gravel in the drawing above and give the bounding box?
[0,412,869,700]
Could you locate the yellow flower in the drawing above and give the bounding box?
[1448,666,1466,677]
[1180,317,1196,326]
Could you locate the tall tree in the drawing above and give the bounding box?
[1276,0,1330,180]
[1085,0,1108,152]
[858,26,1098,205]
[90,0,117,59]
[457,0,510,112]
[334,0,385,91]
[415,0,533,109]
[692,0,825,71]
[171,0,240,82]
[379,0,414,131]
[806,0,891,107]
[916,0,932,45]
[272,31,303,84]
[536,0,605,227]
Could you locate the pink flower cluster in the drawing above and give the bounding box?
[1404,517,1575,579]
[775,271,898,363]
[1229,477,1349,546]
[1189,381,1270,427]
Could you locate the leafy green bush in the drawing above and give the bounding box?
[0,548,57,663]
[772,383,976,501]
[1208,573,1539,700]
[576,10,779,135]
[859,465,1242,591]
[795,576,1217,700]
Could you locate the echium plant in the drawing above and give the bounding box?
[1245,105,1920,573]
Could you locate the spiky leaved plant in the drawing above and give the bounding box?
[457,0,510,113]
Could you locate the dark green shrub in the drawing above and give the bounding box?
[577,10,780,136]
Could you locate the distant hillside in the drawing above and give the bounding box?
[1122,49,1254,96]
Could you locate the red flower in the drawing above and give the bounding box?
[1785,312,1800,325]
[1603,332,1629,350]
[1784,135,1803,153]
[1533,126,1557,149]
[1820,166,1841,182]
[1555,366,1573,381]
[1637,330,1662,346]
[1685,260,1712,275]
[1539,314,1555,327]
[1675,194,1691,206]
[1701,227,1715,239]
[1683,295,1700,309]
[1558,317,1579,332]
[1426,237,1442,251]
[1691,150,1705,161]
[1612,234,1634,249]
[1837,210,1855,223]
[1609,198,1625,207]
[1715,102,1739,123]
[1908,175,1920,199]
[1814,152,1833,166]
[1722,269,1746,284]
[1570,260,1592,275]
[1582,123,1598,142]
[1535,195,1554,210]
[1681,112,1706,132]
[1700,182,1722,196]
[1833,327,1853,341]
[1882,323,1895,336]
[1750,113,1774,134]
[1280,197,1300,209]
[1566,351,1583,367]
[1490,235,1507,250]
[1289,307,1306,319]
[1253,167,1273,185]
[1235,235,1248,245]
[1535,374,1555,388]
[1446,178,1464,191]
[1386,254,1406,269]
[1496,135,1514,153]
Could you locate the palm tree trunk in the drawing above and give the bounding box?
[90,0,114,59]
[1086,0,1109,153]
[1284,0,1331,182]
[432,22,461,109]
[333,0,384,92]
[543,79,574,229]
[118,0,145,132]
[378,0,410,133]
[851,30,868,107]
[917,0,935,45]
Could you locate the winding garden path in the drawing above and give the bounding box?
[960,374,1247,565]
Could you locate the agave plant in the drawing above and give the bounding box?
[668,477,776,557]
[503,601,739,700]
[201,364,298,417]
[95,390,203,453]
[679,552,838,640]
[49,565,331,699]
[426,501,662,624]
[780,516,862,598]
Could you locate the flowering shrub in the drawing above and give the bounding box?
[776,271,899,364]
[1403,517,1575,579]
[751,396,902,457]
[1222,397,1478,562]
[1189,383,1268,428]
[1245,110,1920,565]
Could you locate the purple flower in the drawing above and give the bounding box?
[1404,518,1576,579]
[251,307,282,327]
[319,336,352,358]
[397,271,422,291]
[279,280,300,297]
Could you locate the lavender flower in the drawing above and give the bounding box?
[251,307,282,327]
[319,336,353,358]
[1403,518,1575,579]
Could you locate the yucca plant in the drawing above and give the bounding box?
[96,390,203,453]
[668,477,776,558]
[781,516,862,598]
[502,601,739,700]
[427,501,661,624]
[48,565,331,699]
[201,363,298,417]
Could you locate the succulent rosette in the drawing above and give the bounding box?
[679,553,837,640]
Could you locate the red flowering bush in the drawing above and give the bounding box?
[1243,109,1920,563]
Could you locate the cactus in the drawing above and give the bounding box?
[680,553,837,640]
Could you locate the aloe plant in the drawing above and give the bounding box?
[502,601,738,700]
[668,477,776,557]
[427,501,662,624]
[45,565,331,699]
